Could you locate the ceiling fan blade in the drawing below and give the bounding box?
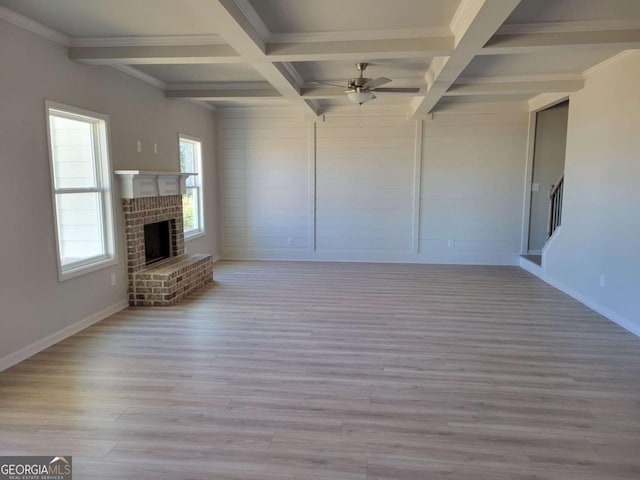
[309,80,346,88]
[363,77,391,89]
[372,87,421,93]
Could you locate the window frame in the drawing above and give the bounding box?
[178,134,205,239]
[45,100,118,281]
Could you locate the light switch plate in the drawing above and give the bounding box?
[532,183,540,192]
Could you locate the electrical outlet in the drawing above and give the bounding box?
[599,274,605,288]
[153,143,158,154]
[447,239,455,249]
[287,237,294,246]
[110,273,117,287]
[136,140,142,152]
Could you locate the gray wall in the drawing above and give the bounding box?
[0,19,219,363]
[528,102,568,252]
[544,53,640,334]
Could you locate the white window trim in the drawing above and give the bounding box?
[45,100,118,282]
[179,134,205,239]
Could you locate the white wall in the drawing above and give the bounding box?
[0,19,218,365]
[219,107,529,264]
[543,52,640,334]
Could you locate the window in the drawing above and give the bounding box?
[179,135,204,237]
[46,101,116,280]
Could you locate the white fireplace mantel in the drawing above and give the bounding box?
[114,170,196,199]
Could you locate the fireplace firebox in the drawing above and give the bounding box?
[144,220,171,265]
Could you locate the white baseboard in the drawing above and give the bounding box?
[220,248,519,266]
[0,300,129,372]
[519,258,640,338]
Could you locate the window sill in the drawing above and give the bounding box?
[184,230,206,242]
[59,256,118,282]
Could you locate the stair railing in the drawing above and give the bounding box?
[547,173,564,238]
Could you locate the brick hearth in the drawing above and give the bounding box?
[122,195,212,306]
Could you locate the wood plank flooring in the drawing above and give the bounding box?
[1,260,640,479]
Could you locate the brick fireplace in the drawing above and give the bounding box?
[116,171,213,306]
[123,195,185,272]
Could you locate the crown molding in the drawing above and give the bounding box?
[233,0,271,43]
[167,81,272,90]
[497,20,640,35]
[456,73,584,85]
[268,27,452,44]
[110,64,167,89]
[0,5,70,46]
[70,34,226,48]
[185,100,217,112]
[582,50,640,79]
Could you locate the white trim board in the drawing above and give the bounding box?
[518,257,640,338]
[0,300,129,373]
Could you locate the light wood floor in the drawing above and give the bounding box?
[1,261,640,479]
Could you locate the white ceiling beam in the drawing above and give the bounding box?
[444,79,584,96]
[411,0,522,117]
[202,0,320,116]
[482,29,640,55]
[433,100,529,114]
[266,37,453,62]
[166,88,281,100]
[527,93,571,112]
[300,86,344,99]
[69,45,242,65]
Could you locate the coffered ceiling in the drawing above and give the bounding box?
[1,0,639,116]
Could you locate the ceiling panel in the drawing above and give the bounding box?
[0,0,218,37]
[250,0,459,34]
[136,64,266,84]
[461,50,621,78]
[505,0,640,24]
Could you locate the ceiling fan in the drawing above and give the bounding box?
[312,62,421,105]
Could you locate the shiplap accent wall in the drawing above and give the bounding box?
[420,113,529,264]
[316,115,416,259]
[221,110,310,257]
[219,108,528,264]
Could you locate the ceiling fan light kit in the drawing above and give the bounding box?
[347,89,376,105]
[341,63,420,105]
